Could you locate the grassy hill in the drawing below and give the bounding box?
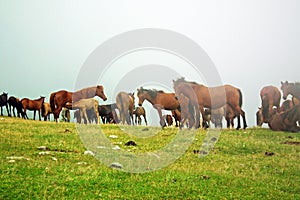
[0,117,299,199]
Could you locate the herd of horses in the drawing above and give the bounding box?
[0,79,299,132]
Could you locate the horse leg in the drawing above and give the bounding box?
[155,106,166,128]
[143,114,148,126]
[6,104,10,117]
[234,106,247,130]
[0,107,3,116]
[199,106,208,129]
[38,109,41,121]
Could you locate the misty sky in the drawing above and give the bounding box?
[1,0,299,126]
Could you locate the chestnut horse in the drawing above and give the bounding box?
[281,81,300,100]
[41,102,52,121]
[137,87,180,128]
[50,85,107,122]
[177,93,194,128]
[173,78,247,129]
[21,96,45,120]
[260,85,281,124]
[116,92,135,125]
[268,105,300,132]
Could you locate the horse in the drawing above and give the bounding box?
[258,85,281,125]
[177,93,194,128]
[116,92,135,125]
[41,102,52,121]
[137,87,180,128]
[61,107,70,122]
[173,77,247,129]
[281,81,300,100]
[204,104,236,129]
[163,114,173,126]
[8,96,22,117]
[0,92,10,116]
[98,103,119,124]
[171,109,181,127]
[268,105,300,132]
[133,106,148,125]
[49,85,107,122]
[72,98,100,124]
[20,96,45,120]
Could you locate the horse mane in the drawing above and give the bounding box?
[139,87,164,99]
[173,77,201,87]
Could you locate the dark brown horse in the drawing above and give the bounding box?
[171,109,181,127]
[177,93,194,128]
[21,96,45,120]
[8,96,22,117]
[50,85,107,122]
[259,85,281,124]
[137,87,180,128]
[281,81,300,100]
[116,92,135,125]
[268,105,300,132]
[173,78,247,129]
[134,106,148,126]
[0,92,10,116]
[163,114,173,126]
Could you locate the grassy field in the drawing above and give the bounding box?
[0,117,299,199]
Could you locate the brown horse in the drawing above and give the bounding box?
[268,105,300,132]
[116,92,135,125]
[72,98,100,124]
[137,87,180,128]
[163,114,173,126]
[171,109,181,127]
[134,106,148,125]
[21,96,45,120]
[173,78,247,129]
[259,85,281,124]
[41,102,52,121]
[177,93,194,128]
[204,104,236,129]
[281,81,300,100]
[8,96,22,117]
[50,85,107,122]
[0,92,10,116]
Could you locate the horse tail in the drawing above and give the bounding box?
[50,92,56,111]
[261,94,269,120]
[238,89,243,107]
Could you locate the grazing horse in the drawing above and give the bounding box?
[98,103,119,124]
[171,109,181,127]
[258,85,281,125]
[0,92,10,116]
[41,102,52,121]
[281,81,300,100]
[20,96,45,120]
[116,92,135,125]
[134,106,148,125]
[137,87,180,128]
[268,105,300,132]
[50,85,107,122]
[173,78,247,129]
[8,96,22,117]
[72,98,100,124]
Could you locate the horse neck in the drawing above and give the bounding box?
[144,93,156,105]
[290,85,300,100]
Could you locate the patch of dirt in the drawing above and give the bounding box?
[282,141,300,146]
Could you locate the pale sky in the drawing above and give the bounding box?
[1,0,299,126]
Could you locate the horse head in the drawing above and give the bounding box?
[281,81,291,100]
[96,85,107,101]
[137,87,146,106]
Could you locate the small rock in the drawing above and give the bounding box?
[52,157,58,161]
[112,145,121,150]
[6,156,29,161]
[109,135,118,139]
[84,150,95,156]
[77,162,88,165]
[96,146,106,149]
[37,146,49,151]
[8,160,15,163]
[201,175,210,180]
[110,162,122,169]
[39,151,50,156]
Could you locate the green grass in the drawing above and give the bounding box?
[0,117,299,199]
